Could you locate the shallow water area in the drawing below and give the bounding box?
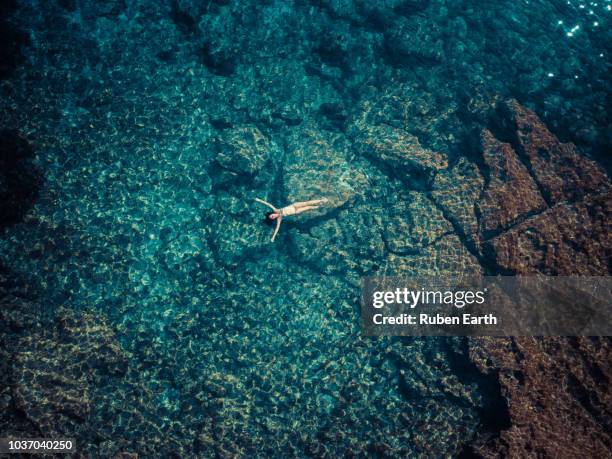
[0,0,609,456]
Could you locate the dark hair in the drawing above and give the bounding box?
[263,211,275,226]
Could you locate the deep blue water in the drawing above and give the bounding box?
[0,0,610,456]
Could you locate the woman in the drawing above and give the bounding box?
[255,197,328,242]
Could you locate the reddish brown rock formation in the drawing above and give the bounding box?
[487,190,611,275]
[468,101,612,458]
[507,99,608,205]
[481,101,610,275]
[470,336,612,458]
[478,129,546,238]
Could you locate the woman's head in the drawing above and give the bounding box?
[264,211,279,226]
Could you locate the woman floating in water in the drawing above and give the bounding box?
[255,197,328,242]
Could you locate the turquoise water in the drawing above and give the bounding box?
[0,0,609,456]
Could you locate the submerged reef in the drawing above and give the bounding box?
[461,101,612,457]
[0,0,610,457]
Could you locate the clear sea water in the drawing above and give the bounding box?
[0,0,609,456]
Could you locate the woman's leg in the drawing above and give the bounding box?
[294,198,327,209]
[294,205,320,215]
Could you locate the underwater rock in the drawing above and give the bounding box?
[284,127,368,214]
[288,202,386,281]
[431,157,484,247]
[352,122,448,189]
[383,16,444,66]
[209,215,271,265]
[349,86,462,155]
[469,336,612,459]
[384,233,482,277]
[393,0,431,17]
[11,308,127,436]
[478,101,611,275]
[383,192,453,254]
[206,193,274,265]
[198,41,238,77]
[477,129,546,238]
[506,100,609,205]
[486,189,611,275]
[468,102,612,456]
[215,126,270,175]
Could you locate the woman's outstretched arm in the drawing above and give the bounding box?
[255,197,278,212]
[271,216,282,242]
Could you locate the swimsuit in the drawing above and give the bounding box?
[280,205,297,216]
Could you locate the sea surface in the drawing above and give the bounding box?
[0,0,610,456]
